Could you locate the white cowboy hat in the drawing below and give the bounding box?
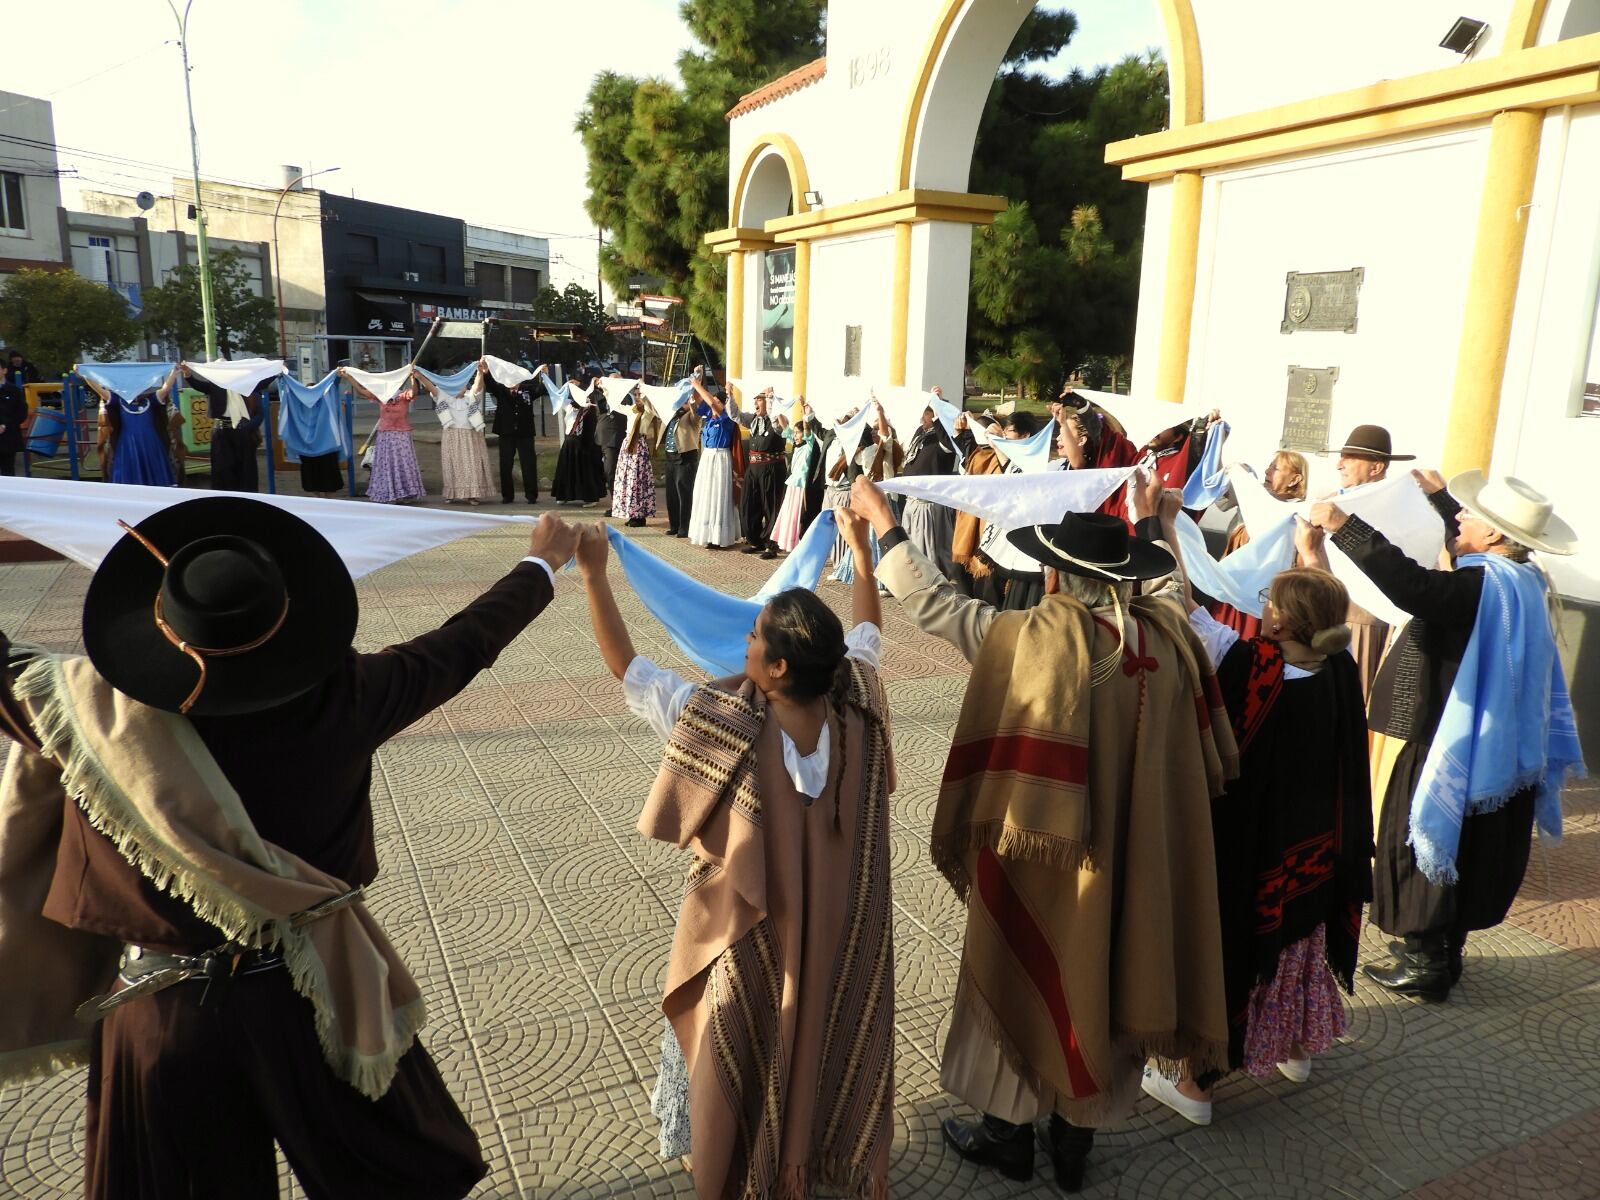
[1447,470,1578,556]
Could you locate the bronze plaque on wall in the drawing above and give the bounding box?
[844,325,863,377]
[1281,366,1338,451]
[1281,268,1365,333]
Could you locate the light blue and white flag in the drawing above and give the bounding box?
[605,510,839,678]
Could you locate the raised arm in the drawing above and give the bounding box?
[851,475,996,661]
[575,524,636,681]
[1310,495,1481,627]
[689,373,724,416]
[837,507,882,631]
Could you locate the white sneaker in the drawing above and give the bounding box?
[1277,1058,1312,1083]
[1141,1065,1212,1125]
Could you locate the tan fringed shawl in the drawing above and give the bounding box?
[0,650,423,1101]
[934,594,1238,1126]
[641,659,895,1200]
[950,445,1003,574]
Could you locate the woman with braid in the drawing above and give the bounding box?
[573,510,897,1199]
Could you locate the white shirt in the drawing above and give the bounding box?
[623,622,882,798]
[1187,606,1314,679]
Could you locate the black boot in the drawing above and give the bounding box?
[1044,1115,1094,1194]
[1445,932,1466,985]
[941,1114,1033,1182]
[1364,934,1450,1002]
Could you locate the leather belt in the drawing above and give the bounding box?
[75,886,365,1022]
[748,452,784,464]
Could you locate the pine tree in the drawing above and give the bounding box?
[575,0,824,350]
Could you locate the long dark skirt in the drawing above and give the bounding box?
[553,435,604,503]
[209,423,259,492]
[85,966,485,1200]
[1000,570,1046,611]
[1371,739,1536,938]
[299,451,345,494]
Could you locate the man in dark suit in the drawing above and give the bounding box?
[488,371,540,503]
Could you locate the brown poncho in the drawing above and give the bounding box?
[641,659,896,1199]
[933,592,1238,1125]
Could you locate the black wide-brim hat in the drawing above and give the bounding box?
[83,497,358,717]
[1007,511,1174,582]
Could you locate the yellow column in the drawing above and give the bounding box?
[792,240,811,397]
[1441,109,1543,477]
[726,250,745,401]
[888,221,913,386]
[1155,170,1203,404]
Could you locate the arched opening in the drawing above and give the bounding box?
[738,150,797,227]
[1557,0,1600,39]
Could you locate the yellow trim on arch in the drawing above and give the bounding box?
[895,0,968,192]
[1504,0,1552,51]
[897,0,1203,189]
[731,132,813,225]
[1157,0,1204,127]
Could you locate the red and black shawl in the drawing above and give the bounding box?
[1210,637,1373,1068]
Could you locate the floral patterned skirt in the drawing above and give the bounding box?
[613,442,657,520]
[366,431,426,504]
[1241,922,1348,1076]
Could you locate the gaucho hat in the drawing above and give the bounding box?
[1327,424,1415,462]
[1007,510,1174,583]
[83,497,357,716]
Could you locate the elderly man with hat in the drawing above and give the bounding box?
[1321,424,1416,699]
[848,474,1236,1192]
[0,496,580,1199]
[1310,469,1584,1001]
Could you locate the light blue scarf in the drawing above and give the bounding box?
[1181,421,1230,507]
[277,374,349,459]
[1410,554,1586,884]
[413,363,479,397]
[604,510,838,677]
[990,418,1057,474]
[76,361,174,401]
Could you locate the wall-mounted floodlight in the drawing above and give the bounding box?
[802,190,822,207]
[1440,17,1489,55]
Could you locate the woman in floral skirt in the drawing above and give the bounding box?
[1142,508,1372,1125]
[345,371,426,504]
[612,386,661,527]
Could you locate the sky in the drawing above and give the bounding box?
[5,1,1167,293]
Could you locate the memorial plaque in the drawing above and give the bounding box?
[1281,365,1338,451]
[844,325,863,377]
[1281,268,1365,333]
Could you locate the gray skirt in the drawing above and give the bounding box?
[902,495,957,581]
[650,1020,691,1159]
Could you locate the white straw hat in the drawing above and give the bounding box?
[1446,470,1578,556]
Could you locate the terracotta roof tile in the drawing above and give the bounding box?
[725,57,826,121]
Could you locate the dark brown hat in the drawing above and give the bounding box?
[1326,424,1414,462]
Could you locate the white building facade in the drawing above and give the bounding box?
[1105,0,1600,747]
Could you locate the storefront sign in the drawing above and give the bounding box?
[414,302,492,324]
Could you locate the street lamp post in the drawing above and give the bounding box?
[273,167,340,361]
[166,0,218,361]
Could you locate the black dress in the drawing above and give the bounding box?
[1332,494,1537,939]
[552,404,604,503]
[1210,638,1371,1068]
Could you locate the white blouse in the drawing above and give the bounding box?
[622,623,882,798]
[1187,606,1314,679]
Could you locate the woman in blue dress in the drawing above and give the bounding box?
[88,371,177,487]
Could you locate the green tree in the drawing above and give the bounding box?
[575,0,824,350]
[0,268,139,377]
[970,203,1064,402]
[967,15,1170,391]
[140,248,277,360]
[533,283,614,355]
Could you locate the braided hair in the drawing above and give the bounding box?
[760,588,854,826]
